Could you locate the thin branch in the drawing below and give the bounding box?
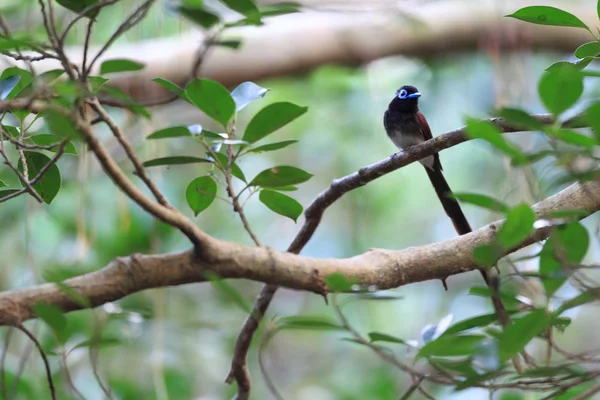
[14,323,56,400]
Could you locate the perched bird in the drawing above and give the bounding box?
[383,85,482,290]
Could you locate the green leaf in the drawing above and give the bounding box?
[540,222,589,297]
[575,41,600,58]
[418,334,485,358]
[231,81,269,112]
[176,5,220,28]
[205,272,251,313]
[212,153,247,182]
[220,0,260,20]
[249,166,313,187]
[0,67,33,119]
[545,128,596,148]
[453,192,509,213]
[100,59,145,75]
[37,69,65,86]
[497,203,535,248]
[260,2,301,17]
[494,108,543,131]
[146,126,191,140]
[556,288,600,314]
[53,282,91,308]
[17,151,62,204]
[444,311,518,335]
[32,303,67,342]
[29,134,77,154]
[278,316,344,331]
[546,209,589,219]
[0,75,21,100]
[249,140,297,153]
[0,189,21,201]
[505,6,589,30]
[259,190,303,222]
[368,332,407,344]
[0,179,5,188]
[498,309,551,362]
[511,150,555,166]
[469,287,523,310]
[325,273,359,291]
[585,101,600,142]
[185,176,217,215]
[243,102,307,143]
[538,66,583,115]
[142,156,211,167]
[70,337,122,353]
[56,0,101,19]
[88,76,109,93]
[473,244,503,267]
[185,79,236,128]
[465,118,526,163]
[152,78,186,98]
[215,40,242,49]
[546,58,594,72]
[97,85,151,119]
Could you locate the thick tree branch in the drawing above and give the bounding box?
[0,177,597,326]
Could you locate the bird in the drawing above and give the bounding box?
[383,84,484,290]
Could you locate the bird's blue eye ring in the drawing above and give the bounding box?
[398,89,408,99]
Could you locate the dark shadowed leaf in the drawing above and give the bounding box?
[143,156,211,167]
[418,334,485,358]
[17,152,62,204]
[453,192,509,213]
[146,126,191,140]
[538,66,583,115]
[575,41,600,58]
[498,309,551,362]
[368,332,407,345]
[231,81,269,112]
[215,40,242,49]
[279,316,344,331]
[100,59,145,75]
[243,102,307,143]
[56,0,101,18]
[259,190,303,222]
[497,203,535,248]
[494,108,544,131]
[32,303,67,342]
[505,6,589,30]
[185,176,217,216]
[249,166,313,187]
[176,5,220,28]
[29,135,77,154]
[212,153,247,182]
[0,189,20,200]
[0,75,20,100]
[185,79,235,128]
[249,140,298,153]
[465,118,526,163]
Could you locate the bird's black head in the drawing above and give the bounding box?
[388,85,421,114]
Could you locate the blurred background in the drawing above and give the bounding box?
[1,0,600,399]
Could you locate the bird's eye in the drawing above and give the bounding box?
[398,89,408,99]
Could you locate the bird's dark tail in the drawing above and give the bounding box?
[425,167,471,236]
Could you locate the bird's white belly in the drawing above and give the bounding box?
[389,129,435,169]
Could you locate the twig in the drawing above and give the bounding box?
[14,323,56,400]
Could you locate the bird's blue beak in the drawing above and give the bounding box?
[407,92,421,99]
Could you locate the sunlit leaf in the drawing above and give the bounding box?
[17,151,62,204]
[100,59,145,75]
[418,334,485,358]
[473,243,503,267]
[249,166,313,187]
[505,6,589,30]
[231,81,269,112]
[142,156,211,167]
[325,273,359,291]
[259,190,303,222]
[574,41,600,58]
[243,102,308,143]
[185,79,235,128]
